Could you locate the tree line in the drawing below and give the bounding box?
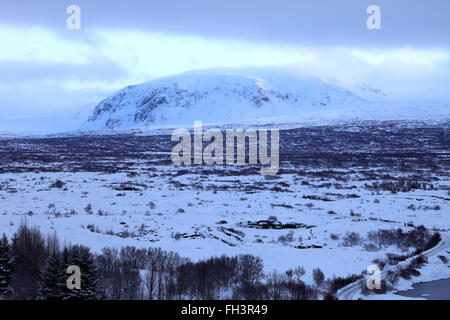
[3,222,435,300]
[0,222,323,300]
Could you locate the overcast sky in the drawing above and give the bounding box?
[0,0,449,129]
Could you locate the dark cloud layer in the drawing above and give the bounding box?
[1,0,449,47]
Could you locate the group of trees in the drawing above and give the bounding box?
[364,179,435,193]
[0,233,12,297]
[0,222,324,300]
[95,246,318,300]
[342,226,440,253]
[4,222,438,300]
[0,223,101,300]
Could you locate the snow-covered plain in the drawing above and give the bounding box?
[1,121,448,294]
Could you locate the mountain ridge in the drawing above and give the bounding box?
[85,68,377,130]
[83,68,448,131]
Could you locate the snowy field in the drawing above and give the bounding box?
[0,120,449,291]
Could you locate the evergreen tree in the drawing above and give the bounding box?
[10,223,47,299]
[0,233,12,298]
[66,245,102,300]
[37,251,66,300]
[61,246,73,299]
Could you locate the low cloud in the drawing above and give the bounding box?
[0,23,449,122]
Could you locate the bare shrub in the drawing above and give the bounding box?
[342,232,362,247]
[278,231,294,244]
[84,204,93,215]
[330,233,339,240]
[312,268,325,287]
[50,180,65,189]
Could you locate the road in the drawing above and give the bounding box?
[337,232,450,300]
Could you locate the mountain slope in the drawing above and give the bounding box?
[85,69,366,130]
[84,68,449,131]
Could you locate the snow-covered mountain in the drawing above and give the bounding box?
[84,68,448,130]
[85,69,369,130]
[323,77,387,101]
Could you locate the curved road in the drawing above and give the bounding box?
[337,232,450,300]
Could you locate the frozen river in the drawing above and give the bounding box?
[396,278,450,300]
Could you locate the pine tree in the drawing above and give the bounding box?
[0,233,12,298]
[37,251,66,300]
[66,245,102,300]
[10,223,47,299]
[61,246,72,299]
